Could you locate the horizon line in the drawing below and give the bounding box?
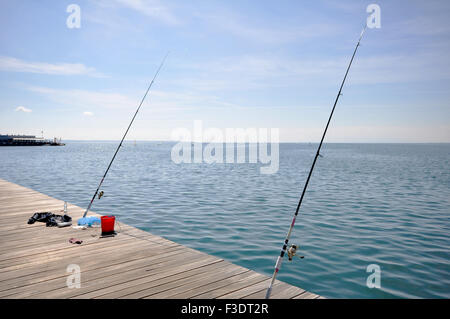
[58,139,450,144]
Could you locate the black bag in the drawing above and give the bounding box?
[27,212,72,227]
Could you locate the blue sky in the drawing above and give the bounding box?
[0,0,449,142]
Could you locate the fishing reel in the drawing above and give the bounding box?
[287,244,304,261]
[98,191,104,200]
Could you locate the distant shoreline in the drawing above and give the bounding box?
[61,140,450,144]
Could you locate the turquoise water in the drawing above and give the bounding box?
[0,142,449,298]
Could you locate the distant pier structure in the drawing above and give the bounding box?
[0,134,65,146]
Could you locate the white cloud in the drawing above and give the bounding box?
[350,53,450,84]
[214,18,336,44]
[28,86,136,110]
[0,56,105,77]
[83,111,94,116]
[26,86,206,114]
[15,106,32,113]
[114,0,179,25]
[171,48,450,94]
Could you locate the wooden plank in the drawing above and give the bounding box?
[168,270,254,299]
[216,278,276,299]
[117,261,234,299]
[0,178,319,299]
[5,249,197,298]
[0,243,182,294]
[145,265,251,299]
[292,291,320,299]
[243,281,302,299]
[67,256,223,299]
[191,272,268,299]
[0,236,176,278]
[269,284,306,299]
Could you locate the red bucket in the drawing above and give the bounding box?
[101,215,115,234]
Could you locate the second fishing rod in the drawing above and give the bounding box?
[82,53,169,219]
[265,26,367,299]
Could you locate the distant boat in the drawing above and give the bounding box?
[0,134,65,146]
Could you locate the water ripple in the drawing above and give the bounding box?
[0,142,449,298]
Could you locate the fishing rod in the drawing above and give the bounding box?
[265,26,367,299]
[82,53,169,218]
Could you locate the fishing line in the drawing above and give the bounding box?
[265,26,367,299]
[82,52,169,219]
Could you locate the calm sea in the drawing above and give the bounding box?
[0,142,449,298]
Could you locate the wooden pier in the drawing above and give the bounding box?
[0,178,320,299]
